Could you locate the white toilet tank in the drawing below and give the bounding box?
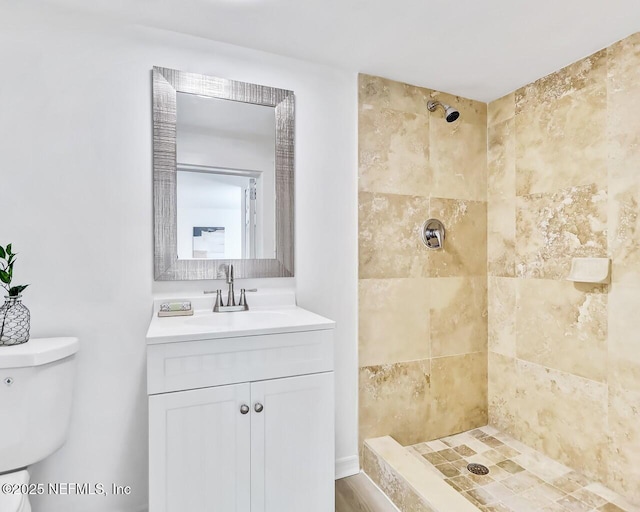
[0,337,79,473]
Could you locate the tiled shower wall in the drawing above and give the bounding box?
[487,33,640,503]
[358,75,488,448]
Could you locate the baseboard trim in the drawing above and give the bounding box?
[335,455,360,480]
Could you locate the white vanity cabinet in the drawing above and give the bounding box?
[250,372,334,512]
[146,305,335,512]
[149,382,251,512]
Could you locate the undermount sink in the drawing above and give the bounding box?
[184,309,290,327]
[146,290,335,345]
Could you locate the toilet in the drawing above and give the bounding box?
[0,337,79,512]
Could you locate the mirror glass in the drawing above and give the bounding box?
[175,93,276,260]
[153,66,294,280]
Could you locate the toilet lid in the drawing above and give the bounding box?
[0,338,79,369]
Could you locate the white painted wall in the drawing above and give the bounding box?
[0,4,358,511]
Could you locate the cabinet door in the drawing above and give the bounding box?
[250,372,334,512]
[149,383,251,512]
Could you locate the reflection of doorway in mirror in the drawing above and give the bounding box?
[193,227,225,259]
[244,178,257,259]
[176,168,262,260]
[176,169,260,259]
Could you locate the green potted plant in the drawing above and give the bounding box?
[0,244,30,346]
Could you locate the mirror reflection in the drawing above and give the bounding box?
[176,93,276,260]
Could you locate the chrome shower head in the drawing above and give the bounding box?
[427,100,460,123]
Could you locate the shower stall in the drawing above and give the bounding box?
[357,31,640,512]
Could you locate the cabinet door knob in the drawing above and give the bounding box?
[254,402,264,413]
[240,404,250,415]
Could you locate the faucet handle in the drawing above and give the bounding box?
[239,289,248,308]
[421,219,445,250]
[434,229,443,248]
[217,289,224,305]
[213,290,224,311]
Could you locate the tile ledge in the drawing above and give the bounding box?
[364,436,480,512]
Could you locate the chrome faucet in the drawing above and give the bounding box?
[212,264,249,312]
[226,264,236,306]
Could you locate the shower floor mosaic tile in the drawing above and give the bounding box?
[407,426,640,512]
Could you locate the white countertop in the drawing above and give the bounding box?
[146,290,335,344]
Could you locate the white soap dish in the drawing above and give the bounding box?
[566,257,611,284]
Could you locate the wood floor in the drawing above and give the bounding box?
[335,473,398,512]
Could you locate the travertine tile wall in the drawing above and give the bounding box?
[358,75,488,448]
[487,33,640,504]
